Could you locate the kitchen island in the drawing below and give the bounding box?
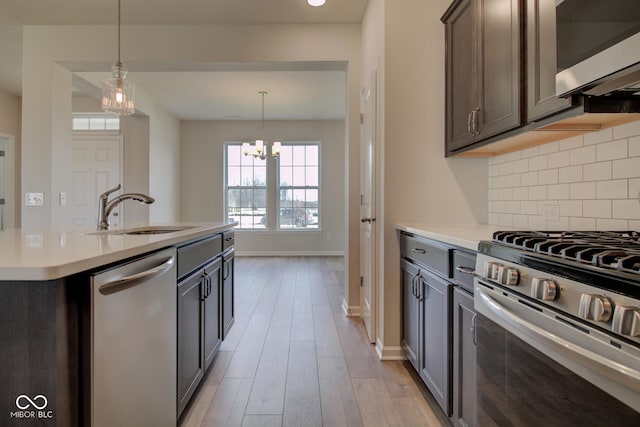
[0,222,235,427]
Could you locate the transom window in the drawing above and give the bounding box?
[224,142,320,230]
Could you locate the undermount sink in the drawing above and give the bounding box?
[87,226,196,236]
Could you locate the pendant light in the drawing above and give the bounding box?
[102,0,135,115]
[242,92,281,160]
[308,0,326,6]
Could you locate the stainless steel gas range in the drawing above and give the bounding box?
[473,231,640,426]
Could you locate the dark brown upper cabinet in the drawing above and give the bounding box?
[527,0,573,121]
[443,0,522,156]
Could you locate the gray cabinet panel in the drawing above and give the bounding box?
[453,287,477,427]
[177,271,204,417]
[221,249,235,339]
[419,270,452,417]
[203,258,222,372]
[401,259,421,371]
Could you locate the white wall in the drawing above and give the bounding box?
[180,119,345,255]
[363,0,490,358]
[489,120,640,229]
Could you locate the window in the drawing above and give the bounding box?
[225,144,267,229]
[278,144,319,229]
[72,114,120,131]
[224,142,320,230]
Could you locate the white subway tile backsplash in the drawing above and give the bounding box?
[488,120,640,229]
[529,185,548,200]
[596,180,628,199]
[512,158,529,173]
[558,165,582,183]
[596,218,628,230]
[584,128,613,145]
[613,120,640,139]
[583,200,611,218]
[559,200,582,217]
[570,182,596,199]
[569,217,596,229]
[596,139,627,161]
[570,145,596,165]
[613,200,640,220]
[547,150,570,168]
[538,169,558,185]
[521,171,538,186]
[529,155,548,171]
[612,157,640,179]
[513,187,529,200]
[629,178,640,200]
[583,162,611,182]
[548,184,570,200]
[629,136,640,157]
[521,201,538,215]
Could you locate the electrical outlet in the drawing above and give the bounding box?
[59,192,67,206]
[25,192,44,206]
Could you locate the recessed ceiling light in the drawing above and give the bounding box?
[308,0,326,6]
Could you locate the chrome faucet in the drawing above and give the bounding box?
[97,184,155,230]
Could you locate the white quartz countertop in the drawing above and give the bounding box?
[0,222,235,281]
[396,223,520,251]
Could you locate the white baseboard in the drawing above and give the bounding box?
[375,341,406,361]
[342,299,361,317]
[236,251,344,257]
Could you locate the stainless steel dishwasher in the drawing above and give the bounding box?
[89,247,177,427]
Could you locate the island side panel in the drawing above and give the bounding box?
[0,279,78,426]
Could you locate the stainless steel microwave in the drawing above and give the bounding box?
[555,0,640,97]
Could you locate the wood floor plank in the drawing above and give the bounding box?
[313,304,344,358]
[245,327,291,415]
[283,340,322,427]
[317,357,363,427]
[241,415,283,427]
[351,377,406,427]
[224,312,271,378]
[201,378,253,427]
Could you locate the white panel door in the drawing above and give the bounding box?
[71,136,122,227]
[360,68,378,344]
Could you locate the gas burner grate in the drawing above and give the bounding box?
[491,230,640,275]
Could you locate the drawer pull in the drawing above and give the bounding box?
[455,265,475,275]
[225,237,234,242]
[411,248,426,254]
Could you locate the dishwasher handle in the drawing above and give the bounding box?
[99,256,175,295]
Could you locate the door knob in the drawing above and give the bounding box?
[360,217,376,223]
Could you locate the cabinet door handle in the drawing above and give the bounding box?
[472,107,481,135]
[411,248,426,254]
[467,111,473,135]
[455,265,476,276]
[412,275,417,298]
[471,313,478,346]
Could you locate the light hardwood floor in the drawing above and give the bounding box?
[179,256,448,427]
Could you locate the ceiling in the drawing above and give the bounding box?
[0,0,369,120]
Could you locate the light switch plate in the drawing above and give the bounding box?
[25,192,44,206]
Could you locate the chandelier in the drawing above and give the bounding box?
[102,0,135,115]
[242,91,281,160]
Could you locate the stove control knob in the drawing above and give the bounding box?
[531,278,558,301]
[483,262,500,281]
[578,294,613,322]
[611,306,640,337]
[497,266,519,286]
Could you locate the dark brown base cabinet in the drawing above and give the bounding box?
[177,231,234,420]
[400,238,453,416]
[452,287,477,427]
[400,231,478,426]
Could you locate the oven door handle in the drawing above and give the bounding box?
[476,287,640,409]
